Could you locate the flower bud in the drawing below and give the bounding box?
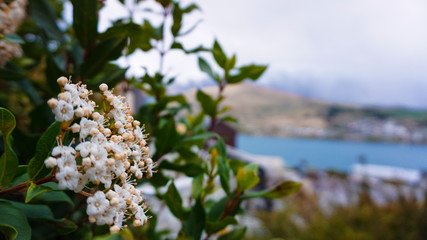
[44,157,57,168]
[130,166,137,173]
[58,92,68,101]
[133,120,140,127]
[99,83,108,92]
[106,95,114,102]
[114,121,123,129]
[92,112,101,120]
[110,197,119,206]
[90,128,99,136]
[74,108,84,117]
[47,98,58,108]
[82,157,91,167]
[133,219,142,227]
[70,123,80,133]
[57,76,68,86]
[89,215,97,223]
[123,161,130,169]
[110,225,120,233]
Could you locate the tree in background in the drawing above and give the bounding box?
[0,0,300,239]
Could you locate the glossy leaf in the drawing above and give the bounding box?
[155,118,179,155]
[171,3,183,36]
[0,201,31,240]
[160,161,204,177]
[205,216,238,234]
[33,191,75,208]
[243,180,302,199]
[163,181,189,220]
[215,138,230,195]
[25,182,52,203]
[227,64,267,84]
[236,164,260,192]
[28,121,60,180]
[218,227,247,240]
[2,34,24,44]
[0,107,15,137]
[86,66,127,89]
[198,57,215,80]
[207,197,227,221]
[0,108,18,187]
[71,0,98,48]
[196,90,216,117]
[80,38,126,78]
[183,198,205,240]
[29,0,64,43]
[212,40,227,68]
[192,174,204,199]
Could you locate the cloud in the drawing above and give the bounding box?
[99,0,427,107]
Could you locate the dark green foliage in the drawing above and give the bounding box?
[0,0,298,239]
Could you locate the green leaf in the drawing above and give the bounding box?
[218,227,247,240]
[171,3,183,36]
[101,21,156,53]
[207,197,227,222]
[0,201,31,240]
[71,0,98,48]
[0,68,26,81]
[29,0,65,43]
[225,54,236,71]
[86,66,127,90]
[212,40,227,68]
[32,190,75,208]
[196,90,216,117]
[181,132,217,145]
[236,165,259,192]
[205,216,238,234]
[0,108,18,187]
[163,181,189,220]
[0,107,15,137]
[183,198,205,240]
[160,161,204,177]
[28,121,60,180]
[198,57,215,80]
[4,200,78,234]
[227,64,267,84]
[25,182,52,203]
[243,181,302,199]
[192,174,204,199]
[2,34,24,44]
[215,138,230,195]
[154,118,179,156]
[80,38,126,78]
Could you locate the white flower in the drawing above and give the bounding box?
[56,152,77,169]
[79,118,98,139]
[135,206,148,224]
[52,145,76,157]
[44,157,57,168]
[75,142,97,157]
[53,100,74,121]
[87,191,110,216]
[56,166,81,191]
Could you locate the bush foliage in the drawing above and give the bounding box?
[0,0,299,239]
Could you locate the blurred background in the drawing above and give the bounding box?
[103,1,427,238]
[2,0,427,239]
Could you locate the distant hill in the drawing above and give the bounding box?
[185,83,427,143]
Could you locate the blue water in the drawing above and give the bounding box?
[237,134,427,171]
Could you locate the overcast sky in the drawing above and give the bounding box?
[95,0,427,108]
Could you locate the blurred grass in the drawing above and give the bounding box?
[247,190,427,240]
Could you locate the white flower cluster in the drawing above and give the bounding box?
[45,77,154,232]
[0,0,27,66]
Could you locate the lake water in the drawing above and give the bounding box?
[237,134,427,171]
